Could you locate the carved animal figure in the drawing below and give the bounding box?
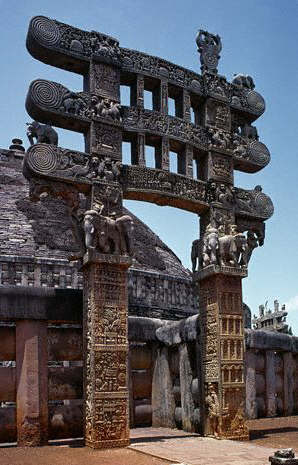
[191,239,200,272]
[83,210,133,256]
[26,121,58,146]
[218,232,248,267]
[62,92,85,115]
[231,73,255,90]
[202,226,219,267]
[241,124,259,141]
[108,102,121,121]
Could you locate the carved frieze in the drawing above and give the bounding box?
[24,143,92,187]
[90,122,122,159]
[27,16,121,68]
[205,100,231,131]
[208,152,233,183]
[121,48,204,94]
[200,303,219,381]
[121,165,207,213]
[123,107,208,150]
[89,62,120,101]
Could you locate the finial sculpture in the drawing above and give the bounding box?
[196,29,222,74]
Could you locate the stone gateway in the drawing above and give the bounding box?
[21,16,273,447]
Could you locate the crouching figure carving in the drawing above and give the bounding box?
[83,209,134,256]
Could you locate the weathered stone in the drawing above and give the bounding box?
[245,350,257,419]
[16,320,48,446]
[179,344,196,432]
[128,316,164,342]
[152,346,175,428]
[265,350,276,417]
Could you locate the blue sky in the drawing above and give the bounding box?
[0,0,298,332]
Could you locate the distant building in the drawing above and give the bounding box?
[252,300,292,334]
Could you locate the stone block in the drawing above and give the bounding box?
[152,346,175,428]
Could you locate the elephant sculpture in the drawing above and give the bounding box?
[191,239,200,272]
[231,73,255,90]
[83,210,134,256]
[218,231,248,267]
[61,92,85,115]
[26,121,58,146]
[202,226,219,267]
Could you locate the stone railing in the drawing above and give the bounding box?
[0,255,196,319]
[245,329,298,419]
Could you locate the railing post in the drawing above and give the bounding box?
[16,320,48,446]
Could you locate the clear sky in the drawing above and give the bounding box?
[0,0,298,333]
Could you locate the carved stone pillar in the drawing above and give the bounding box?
[182,89,191,121]
[83,250,131,448]
[197,268,248,440]
[162,137,170,171]
[131,74,144,109]
[131,133,146,166]
[179,343,196,432]
[160,79,168,115]
[16,320,48,446]
[184,144,193,178]
[152,346,175,428]
[265,350,276,417]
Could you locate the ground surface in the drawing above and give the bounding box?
[0,439,171,465]
[1,418,298,465]
[247,416,298,450]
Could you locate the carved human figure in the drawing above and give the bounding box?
[97,157,122,182]
[196,30,222,73]
[209,128,230,149]
[26,121,58,146]
[205,181,217,203]
[83,209,133,256]
[217,184,234,207]
[205,383,221,437]
[233,133,248,159]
